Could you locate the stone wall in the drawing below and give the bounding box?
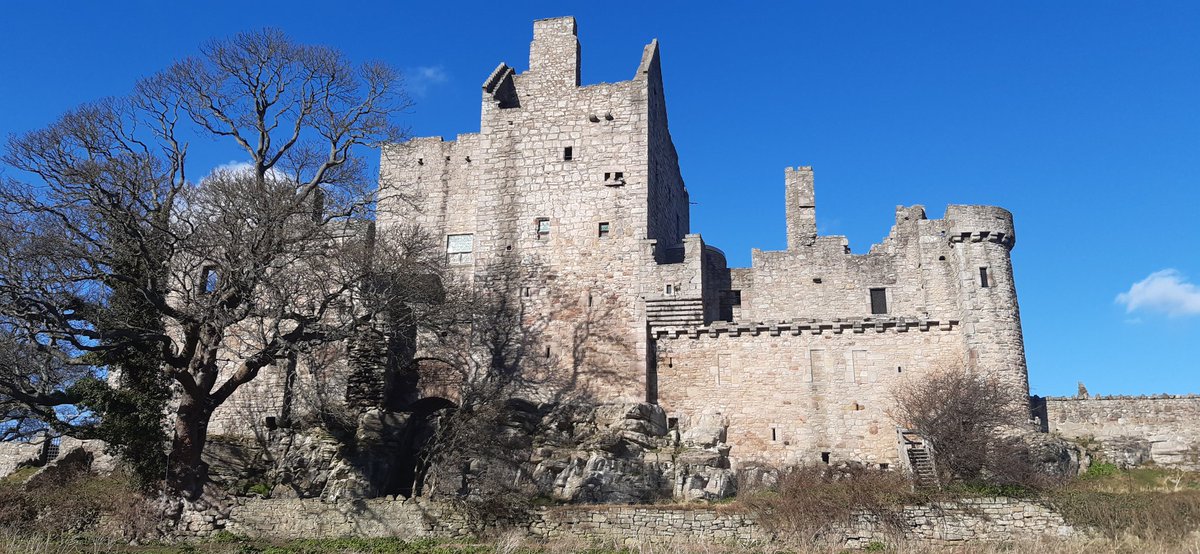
[655,321,964,467]
[175,496,1077,548]
[1043,395,1200,470]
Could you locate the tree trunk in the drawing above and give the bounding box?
[169,392,212,499]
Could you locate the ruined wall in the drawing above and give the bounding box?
[655,320,963,467]
[0,440,42,477]
[725,168,1027,397]
[1045,395,1200,470]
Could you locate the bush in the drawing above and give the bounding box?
[1082,462,1119,480]
[741,463,916,541]
[893,368,1051,490]
[0,467,157,540]
[1049,488,1200,540]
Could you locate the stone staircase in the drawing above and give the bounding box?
[646,297,704,328]
[899,429,940,488]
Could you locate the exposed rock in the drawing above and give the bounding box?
[1099,436,1153,469]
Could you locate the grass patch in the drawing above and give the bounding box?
[1048,488,1200,540]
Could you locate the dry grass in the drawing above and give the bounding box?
[739,463,918,542]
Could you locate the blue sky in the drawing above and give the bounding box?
[2,1,1197,396]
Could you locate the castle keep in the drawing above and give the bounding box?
[376,17,1029,469]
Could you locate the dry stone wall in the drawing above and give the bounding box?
[173,496,1078,548]
[1044,395,1200,470]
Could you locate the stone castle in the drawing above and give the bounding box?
[374,16,1027,469]
[4,15,1199,498]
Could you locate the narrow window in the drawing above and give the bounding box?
[446,234,474,264]
[201,266,219,294]
[598,222,610,238]
[614,171,624,180]
[563,146,573,161]
[544,346,551,359]
[535,218,550,238]
[880,463,890,471]
[265,416,278,430]
[821,452,831,464]
[587,293,593,307]
[521,287,531,298]
[665,284,674,295]
[979,267,990,288]
[417,158,424,165]
[667,417,679,430]
[869,288,888,315]
[770,427,778,442]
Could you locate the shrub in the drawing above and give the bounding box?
[1082,462,1119,480]
[742,463,915,542]
[1049,488,1200,540]
[893,367,1051,490]
[0,467,157,540]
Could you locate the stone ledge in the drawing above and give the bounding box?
[653,317,959,339]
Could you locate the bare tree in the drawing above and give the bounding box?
[0,29,417,497]
[892,367,1035,487]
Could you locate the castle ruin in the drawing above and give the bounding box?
[375,16,1029,470]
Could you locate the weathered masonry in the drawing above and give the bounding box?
[377,16,1029,470]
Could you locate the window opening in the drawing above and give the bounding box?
[668,417,679,430]
[880,463,889,470]
[869,288,888,315]
[665,284,674,295]
[603,171,626,186]
[201,266,219,294]
[535,218,550,238]
[44,437,61,460]
[979,267,990,288]
[544,346,551,359]
[446,234,474,264]
[521,287,531,298]
[770,427,778,442]
[598,222,610,237]
[821,452,830,464]
[563,146,573,161]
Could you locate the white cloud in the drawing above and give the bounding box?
[205,160,287,182]
[407,65,449,96]
[1116,269,1200,317]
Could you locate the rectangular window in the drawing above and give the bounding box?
[869,288,888,314]
[979,267,990,288]
[563,146,573,161]
[446,233,474,264]
[665,284,674,295]
[598,221,610,237]
[535,218,550,238]
[770,427,778,442]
